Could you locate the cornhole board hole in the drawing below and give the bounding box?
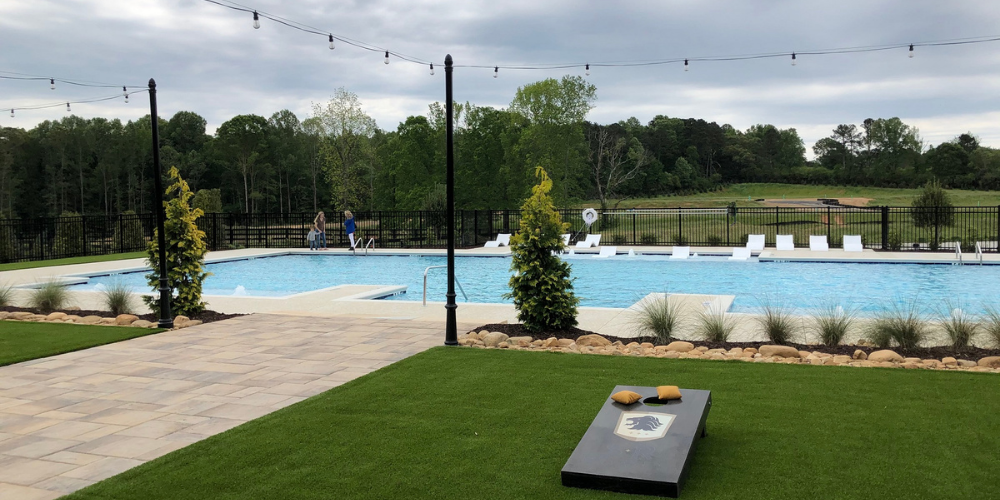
[561,385,712,498]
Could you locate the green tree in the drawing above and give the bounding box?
[216,114,269,213]
[54,210,84,255]
[505,167,578,331]
[312,88,379,211]
[144,167,209,316]
[911,179,954,230]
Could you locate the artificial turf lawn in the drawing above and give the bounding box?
[66,348,999,500]
[0,321,164,367]
[0,252,145,272]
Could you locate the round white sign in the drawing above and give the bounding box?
[582,208,598,225]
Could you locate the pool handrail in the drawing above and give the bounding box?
[423,265,468,306]
[955,242,962,264]
[976,241,983,265]
[363,237,375,256]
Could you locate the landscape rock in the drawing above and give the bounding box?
[942,357,957,366]
[696,346,709,352]
[99,317,116,325]
[904,357,922,364]
[482,332,509,347]
[556,338,575,348]
[543,337,560,348]
[509,336,532,347]
[664,341,695,353]
[759,345,801,358]
[868,350,904,363]
[0,312,9,319]
[11,312,33,320]
[576,334,611,347]
[78,315,103,325]
[174,315,190,324]
[833,355,852,364]
[852,349,868,360]
[957,360,977,368]
[798,351,811,359]
[45,312,68,321]
[743,347,758,355]
[977,356,1000,368]
[131,320,154,328]
[115,314,139,326]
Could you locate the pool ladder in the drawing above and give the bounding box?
[975,241,984,265]
[423,265,468,306]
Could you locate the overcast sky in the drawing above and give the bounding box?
[2,0,1000,156]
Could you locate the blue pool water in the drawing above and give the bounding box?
[68,254,1000,314]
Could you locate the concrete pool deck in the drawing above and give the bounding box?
[2,245,999,339]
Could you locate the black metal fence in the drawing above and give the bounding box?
[1,206,998,263]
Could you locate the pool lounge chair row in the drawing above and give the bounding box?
[745,234,864,252]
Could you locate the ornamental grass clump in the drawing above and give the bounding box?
[755,295,796,344]
[632,294,681,343]
[0,282,14,307]
[30,281,68,313]
[868,300,927,349]
[504,167,578,332]
[812,304,857,346]
[981,306,1000,349]
[103,280,136,316]
[937,303,979,351]
[697,305,735,342]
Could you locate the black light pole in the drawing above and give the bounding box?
[148,78,174,329]
[444,55,458,346]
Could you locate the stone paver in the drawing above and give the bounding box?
[0,314,465,499]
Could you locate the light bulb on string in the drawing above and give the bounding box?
[66,103,71,113]
[585,63,590,76]
[384,51,389,64]
[909,44,914,58]
[429,64,434,76]
[253,11,260,29]
[791,52,796,66]
[9,109,13,118]
[494,66,498,78]
[329,34,335,50]
[684,59,689,72]
[50,78,55,90]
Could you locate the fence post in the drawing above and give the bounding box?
[677,209,682,244]
[881,206,889,250]
[826,206,831,242]
[632,213,636,244]
[775,206,779,244]
[81,215,88,257]
[996,205,1000,252]
[726,212,730,246]
[934,205,940,250]
[117,213,123,253]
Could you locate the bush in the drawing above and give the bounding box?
[755,296,796,344]
[54,211,84,255]
[611,234,626,245]
[984,306,1000,349]
[697,305,735,342]
[938,305,978,351]
[886,231,902,251]
[144,167,210,317]
[632,294,681,343]
[103,280,136,316]
[30,281,68,313]
[0,225,14,263]
[961,229,979,253]
[868,300,927,349]
[706,234,723,246]
[505,168,578,332]
[673,234,688,246]
[812,304,857,346]
[639,233,656,245]
[0,282,14,306]
[191,188,223,213]
[911,179,954,229]
[114,210,146,251]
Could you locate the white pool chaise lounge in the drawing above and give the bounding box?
[561,234,571,246]
[670,246,690,260]
[595,246,617,258]
[729,247,751,260]
[576,234,602,248]
[844,235,864,252]
[809,235,829,251]
[484,233,511,247]
[776,234,795,251]
[747,234,765,251]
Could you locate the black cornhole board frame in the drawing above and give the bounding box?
[561,385,712,498]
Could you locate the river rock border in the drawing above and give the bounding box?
[0,310,203,329]
[458,331,1000,374]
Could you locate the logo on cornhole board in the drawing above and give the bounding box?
[614,411,675,442]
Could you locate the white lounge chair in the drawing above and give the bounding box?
[561,234,571,246]
[576,234,602,248]
[809,235,829,251]
[843,235,863,252]
[670,246,690,260]
[776,235,795,251]
[746,234,765,251]
[729,247,751,260]
[595,246,617,258]
[484,233,511,247]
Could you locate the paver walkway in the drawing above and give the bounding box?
[0,314,467,499]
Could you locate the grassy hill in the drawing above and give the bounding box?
[582,183,1000,209]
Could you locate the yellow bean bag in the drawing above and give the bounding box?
[610,390,642,405]
[656,385,682,400]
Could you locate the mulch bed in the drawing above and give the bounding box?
[473,323,1000,362]
[0,305,243,324]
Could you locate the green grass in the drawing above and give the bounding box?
[64,347,1000,500]
[584,183,1000,208]
[0,252,145,272]
[0,321,164,367]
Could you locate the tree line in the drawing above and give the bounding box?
[1,76,997,219]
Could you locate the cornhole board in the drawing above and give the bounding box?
[561,385,712,498]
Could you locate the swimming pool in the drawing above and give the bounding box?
[66,253,1000,315]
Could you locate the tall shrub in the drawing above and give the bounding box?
[911,179,954,229]
[144,167,210,316]
[54,211,84,255]
[505,167,579,331]
[114,210,146,251]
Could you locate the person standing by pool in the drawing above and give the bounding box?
[344,210,357,250]
[307,224,320,250]
[314,211,327,249]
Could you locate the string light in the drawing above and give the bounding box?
[909,44,914,58]
[9,109,12,118]
[253,10,260,29]
[50,78,55,90]
[3,89,150,116]
[123,86,129,103]
[494,66,498,78]
[66,102,71,112]
[791,52,797,66]
[429,63,434,75]
[684,59,689,71]
[329,34,335,50]
[384,51,389,64]
[585,63,590,76]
